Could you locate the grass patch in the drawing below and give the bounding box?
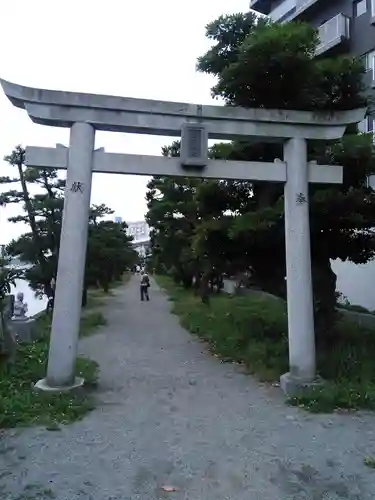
[84,274,130,309]
[157,275,375,413]
[289,316,375,412]
[85,288,113,309]
[9,483,57,500]
[80,311,107,337]
[157,275,288,381]
[85,292,106,310]
[121,271,131,284]
[0,315,99,429]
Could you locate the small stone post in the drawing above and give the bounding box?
[280,137,317,396]
[35,122,95,391]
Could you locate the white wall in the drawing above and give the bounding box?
[332,258,375,310]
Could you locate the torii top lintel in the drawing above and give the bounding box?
[0,79,365,141]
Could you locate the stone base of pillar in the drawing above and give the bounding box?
[280,372,324,398]
[33,377,84,393]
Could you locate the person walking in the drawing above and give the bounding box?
[140,270,150,301]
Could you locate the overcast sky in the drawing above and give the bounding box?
[0,0,252,244]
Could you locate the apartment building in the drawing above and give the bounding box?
[250,0,375,131]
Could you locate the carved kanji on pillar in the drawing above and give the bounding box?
[70,181,84,193]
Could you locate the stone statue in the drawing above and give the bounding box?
[12,292,28,320]
[10,291,37,344]
[0,294,16,363]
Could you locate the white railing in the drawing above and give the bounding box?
[317,13,350,53]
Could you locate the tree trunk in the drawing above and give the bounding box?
[199,271,210,305]
[312,256,337,347]
[17,163,47,274]
[42,170,59,259]
[251,258,286,298]
[82,287,88,308]
[217,274,224,293]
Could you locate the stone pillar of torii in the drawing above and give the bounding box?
[0,79,365,396]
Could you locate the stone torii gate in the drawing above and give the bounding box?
[0,79,365,396]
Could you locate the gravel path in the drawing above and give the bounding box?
[2,276,375,499]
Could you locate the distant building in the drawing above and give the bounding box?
[114,216,123,224]
[126,221,150,243]
[126,221,151,256]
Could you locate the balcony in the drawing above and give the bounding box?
[316,14,350,56]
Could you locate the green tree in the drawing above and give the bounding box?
[197,12,375,337]
[1,148,137,300]
[198,13,366,111]
[85,219,137,292]
[146,173,200,288]
[1,146,65,295]
[147,12,375,333]
[146,141,254,297]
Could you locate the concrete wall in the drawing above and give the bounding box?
[332,258,375,310]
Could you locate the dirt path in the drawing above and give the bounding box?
[1,276,375,499]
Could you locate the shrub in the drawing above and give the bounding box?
[0,315,99,429]
[158,275,375,412]
[158,275,289,381]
